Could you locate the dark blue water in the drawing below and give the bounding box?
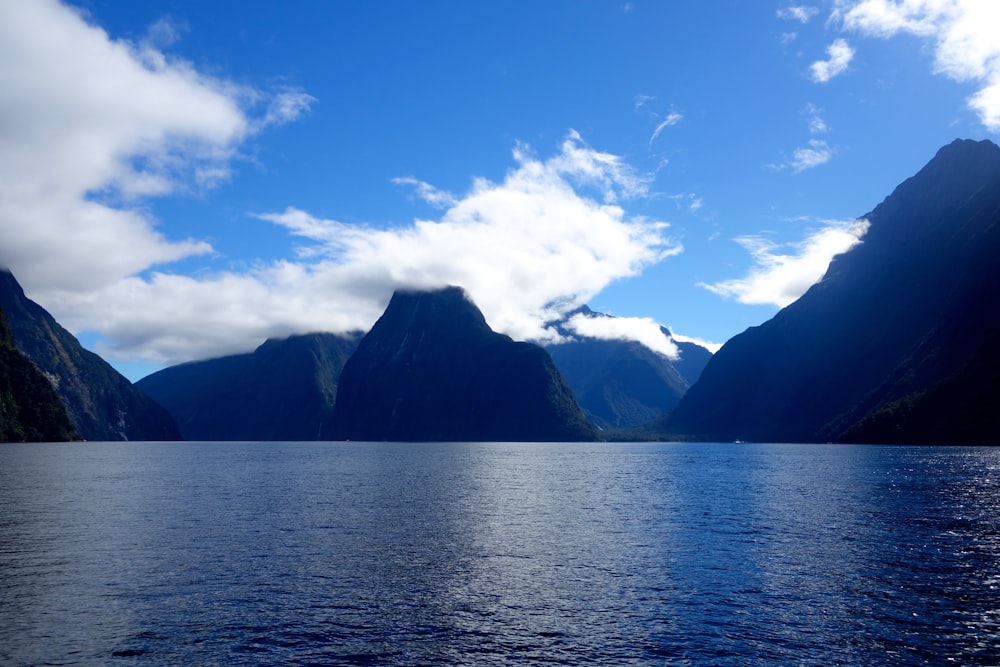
[2,442,999,665]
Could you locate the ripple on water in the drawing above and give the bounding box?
[2,441,1000,666]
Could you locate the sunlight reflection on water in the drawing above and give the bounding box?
[1,441,999,665]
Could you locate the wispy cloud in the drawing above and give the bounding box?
[810,37,855,82]
[633,93,655,111]
[773,104,835,172]
[257,89,316,129]
[805,102,830,133]
[391,177,459,209]
[777,5,820,23]
[564,312,679,359]
[668,193,704,212]
[833,0,1000,131]
[700,218,870,307]
[648,112,683,148]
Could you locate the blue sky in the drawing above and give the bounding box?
[1,0,998,380]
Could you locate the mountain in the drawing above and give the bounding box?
[0,269,180,441]
[0,305,79,442]
[662,139,1000,443]
[545,308,711,430]
[137,332,361,441]
[328,286,596,441]
[840,329,1000,444]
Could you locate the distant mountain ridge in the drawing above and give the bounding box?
[663,138,1000,443]
[137,332,361,441]
[545,307,711,430]
[0,269,179,441]
[329,286,596,441]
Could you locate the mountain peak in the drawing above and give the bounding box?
[380,286,492,337]
[0,268,179,441]
[664,139,1000,443]
[330,287,595,442]
[938,137,999,159]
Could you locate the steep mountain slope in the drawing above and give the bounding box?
[546,309,711,429]
[137,332,361,441]
[663,139,1000,443]
[329,287,596,442]
[840,329,1000,444]
[0,269,180,441]
[0,306,78,442]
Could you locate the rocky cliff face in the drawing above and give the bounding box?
[663,139,1000,443]
[329,286,596,442]
[137,332,361,440]
[0,269,179,441]
[0,305,78,442]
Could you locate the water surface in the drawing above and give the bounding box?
[2,441,999,665]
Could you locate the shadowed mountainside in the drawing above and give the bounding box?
[662,139,1000,443]
[0,305,79,442]
[329,286,596,442]
[545,308,711,430]
[137,332,362,441]
[0,269,179,441]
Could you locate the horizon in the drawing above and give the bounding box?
[1,0,998,381]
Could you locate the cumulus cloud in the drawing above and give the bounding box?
[0,2,679,368]
[810,37,855,82]
[700,218,870,307]
[0,0,313,294]
[778,5,820,23]
[833,0,1000,131]
[44,132,680,364]
[564,312,679,359]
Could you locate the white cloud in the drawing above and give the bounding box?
[791,139,834,171]
[391,176,460,209]
[648,112,683,148]
[700,218,870,307]
[835,0,946,38]
[778,5,820,23]
[667,330,723,354]
[834,0,1000,130]
[667,193,704,212]
[42,133,680,365]
[810,37,855,82]
[0,0,675,368]
[773,105,834,172]
[634,93,655,110]
[806,103,830,133]
[0,0,313,294]
[564,313,679,359]
[258,89,317,129]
